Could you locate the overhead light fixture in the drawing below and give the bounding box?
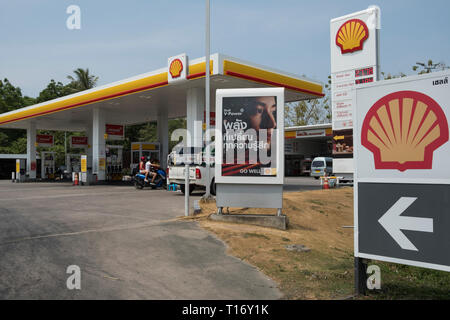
[212,77,229,83]
[139,95,152,99]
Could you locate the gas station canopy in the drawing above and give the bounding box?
[0,53,324,131]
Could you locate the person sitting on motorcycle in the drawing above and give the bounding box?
[139,156,146,175]
[145,156,159,184]
[150,159,162,184]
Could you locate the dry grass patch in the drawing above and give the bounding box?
[188,187,355,299]
[188,187,450,300]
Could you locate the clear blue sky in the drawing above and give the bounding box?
[1,0,449,97]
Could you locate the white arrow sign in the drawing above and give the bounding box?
[378,197,433,252]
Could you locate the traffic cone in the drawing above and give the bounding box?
[323,176,329,190]
[73,173,79,186]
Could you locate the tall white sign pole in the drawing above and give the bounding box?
[204,0,211,198]
[330,5,381,295]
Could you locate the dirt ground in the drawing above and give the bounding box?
[185,187,355,299]
[188,187,450,300]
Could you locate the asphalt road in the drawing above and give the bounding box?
[0,181,281,299]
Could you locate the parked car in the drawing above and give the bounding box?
[310,157,333,179]
[167,144,215,195]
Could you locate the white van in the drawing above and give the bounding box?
[310,157,333,179]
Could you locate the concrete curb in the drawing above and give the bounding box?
[209,213,288,230]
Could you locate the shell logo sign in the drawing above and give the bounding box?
[361,91,449,172]
[169,59,183,78]
[336,19,369,54]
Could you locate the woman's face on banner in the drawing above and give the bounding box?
[250,96,277,143]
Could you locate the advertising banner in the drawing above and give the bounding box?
[36,134,54,147]
[105,124,124,140]
[215,88,284,184]
[99,158,106,170]
[204,111,216,125]
[70,136,88,148]
[81,155,87,173]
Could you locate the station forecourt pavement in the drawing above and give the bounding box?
[0,180,284,299]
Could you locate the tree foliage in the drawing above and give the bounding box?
[35,79,75,103]
[67,68,98,91]
[124,118,187,152]
[0,79,34,153]
[0,69,97,157]
[412,60,449,75]
[284,76,331,127]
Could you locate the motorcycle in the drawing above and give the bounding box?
[134,167,167,190]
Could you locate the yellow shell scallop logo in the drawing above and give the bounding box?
[169,58,183,78]
[361,91,449,171]
[336,19,369,54]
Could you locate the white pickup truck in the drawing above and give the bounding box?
[167,146,216,195]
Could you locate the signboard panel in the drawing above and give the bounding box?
[354,70,450,272]
[355,71,450,183]
[330,8,379,74]
[330,7,380,131]
[215,88,284,185]
[296,129,326,138]
[36,134,54,147]
[358,183,450,271]
[105,124,124,140]
[99,158,106,171]
[71,136,88,148]
[81,155,87,173]
[168,53,188,83]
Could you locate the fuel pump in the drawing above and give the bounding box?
[41,151,56,180]
[66,154,81,174]
[106,145,123,181]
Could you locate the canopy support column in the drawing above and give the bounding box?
[186,87,204,149]
[92,108,106,181]
[157,108,169,169]
[26,121,37,180]
[87,126,93,170]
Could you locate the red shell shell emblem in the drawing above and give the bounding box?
[336,19,369,54]
[169,59,183,78]
[361,91,449,171]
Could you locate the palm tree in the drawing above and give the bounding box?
[67,68,98,91]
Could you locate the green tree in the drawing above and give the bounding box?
[35,79,74,103]
[67,68,98,91]
[381,71,406,80]
[0,79,31,153]
[284,76,331,127]
[0,78,34,113]
[124,118,187,153]
[34,69,99,165]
